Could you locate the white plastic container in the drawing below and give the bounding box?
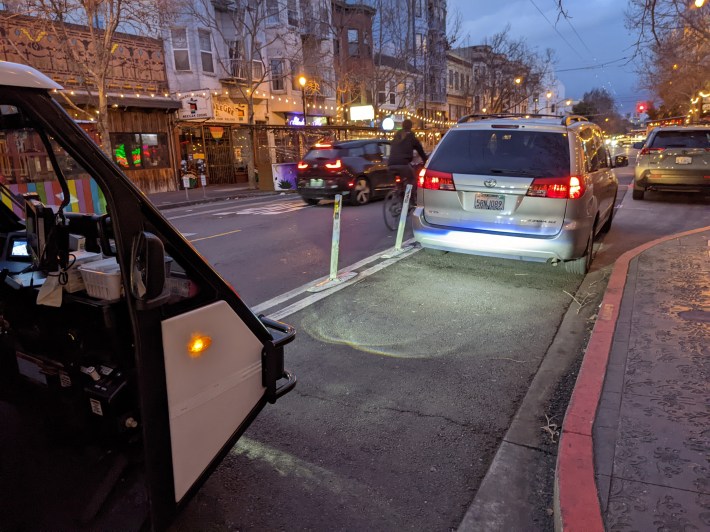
[78,257,122,300]
[64,250,102,293]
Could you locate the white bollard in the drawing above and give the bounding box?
[308,194,357,292]
[382,184,415,258]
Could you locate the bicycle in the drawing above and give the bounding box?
[383,169,417,231]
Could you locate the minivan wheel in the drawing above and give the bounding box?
[632,187,645,200]
[350,177,371,205]
[564,229,594,275]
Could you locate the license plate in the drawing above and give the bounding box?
[675,156,692,165]
[310,179,324,187]
[474,193,505,210]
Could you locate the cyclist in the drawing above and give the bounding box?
[387,119,427,205]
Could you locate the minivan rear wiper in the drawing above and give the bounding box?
[489,168,538,177]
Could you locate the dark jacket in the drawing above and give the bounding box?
[388,129,427,166]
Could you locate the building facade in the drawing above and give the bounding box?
[0,12,180,193]
[446,51,472,121]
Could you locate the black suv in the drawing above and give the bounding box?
[297,139,393,205]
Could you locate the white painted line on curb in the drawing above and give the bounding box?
[252,238,417,316]
[267,246,420,321]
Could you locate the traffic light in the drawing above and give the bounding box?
[636,102,647,114]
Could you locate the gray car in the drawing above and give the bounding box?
[413,114,626,274]
[633,125,710,200]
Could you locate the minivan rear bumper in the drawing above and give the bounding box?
[412,208,591,262]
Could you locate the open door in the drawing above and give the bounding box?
[0,64,295,531]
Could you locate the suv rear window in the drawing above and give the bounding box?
[304,148,343,161]
[429,130,571,177]
[650,130,710,149]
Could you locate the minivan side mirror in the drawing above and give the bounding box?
[130,231,168,306]
[614,155,629,167]
[632,142,644,150]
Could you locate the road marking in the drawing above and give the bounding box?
[181,232,197,237]
[252,238,419,318]
[166,197,296,220]
[236,200,309,215]
[211,212,237,216]
[251,249,396,314]
[267,246,420,321]
[189,228,242,242]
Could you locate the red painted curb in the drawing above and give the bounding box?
[555,225,710,531]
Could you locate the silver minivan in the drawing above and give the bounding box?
[413,115,625,274]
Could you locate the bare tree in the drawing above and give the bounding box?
[4,0,173,155]
[369,0,419,118]
[179,0,286,124]
[461,28,553,114]
[625,0,709,118]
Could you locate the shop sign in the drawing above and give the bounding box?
[178,93,213,120]
[213,97,247,123]
[287,113,305,126]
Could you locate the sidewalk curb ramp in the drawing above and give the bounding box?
[554,225,710,531]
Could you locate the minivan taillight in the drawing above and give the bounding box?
[419,169,456,190]
[325,159,342,170]
[526,176,585,200]
[639,147,664,156]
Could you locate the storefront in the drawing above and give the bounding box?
[176,92,267,186]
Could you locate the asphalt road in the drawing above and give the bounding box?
[170,153,709,531]
[164,195,411,307]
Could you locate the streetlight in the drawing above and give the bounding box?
[298,75,307,126]
[514,77,522,85]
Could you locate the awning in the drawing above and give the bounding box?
[55,92,181,110]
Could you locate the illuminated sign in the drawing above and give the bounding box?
[213,98,247,123]
[287,114,305,126]
[349,105,375,121]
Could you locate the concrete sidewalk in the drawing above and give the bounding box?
[145,183,293,209]
[556,227,710,531]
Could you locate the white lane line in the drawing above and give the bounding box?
[267,246,420,321]
[181,232,197,237]
[250,240,416,314]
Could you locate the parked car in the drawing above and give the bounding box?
[413,114,627,275]
[297,139,394,206]
[632,125,710,200]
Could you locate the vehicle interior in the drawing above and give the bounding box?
[0,96,217,529]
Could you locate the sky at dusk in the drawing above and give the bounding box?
[448,0,649,115]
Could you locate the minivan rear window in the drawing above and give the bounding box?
[429,130,571,177]
[650,130,710,149]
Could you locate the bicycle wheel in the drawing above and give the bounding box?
[383,190,402,231]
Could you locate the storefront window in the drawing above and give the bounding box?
[110,133,170,170]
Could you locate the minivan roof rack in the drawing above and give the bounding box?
[457,113,562,124]
[562,115,589,126]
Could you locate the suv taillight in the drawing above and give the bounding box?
[324,159,342,170]
[639,147,664,156]
[526,176,585,200]
[297,161,309,170]
[419,169,456,191]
